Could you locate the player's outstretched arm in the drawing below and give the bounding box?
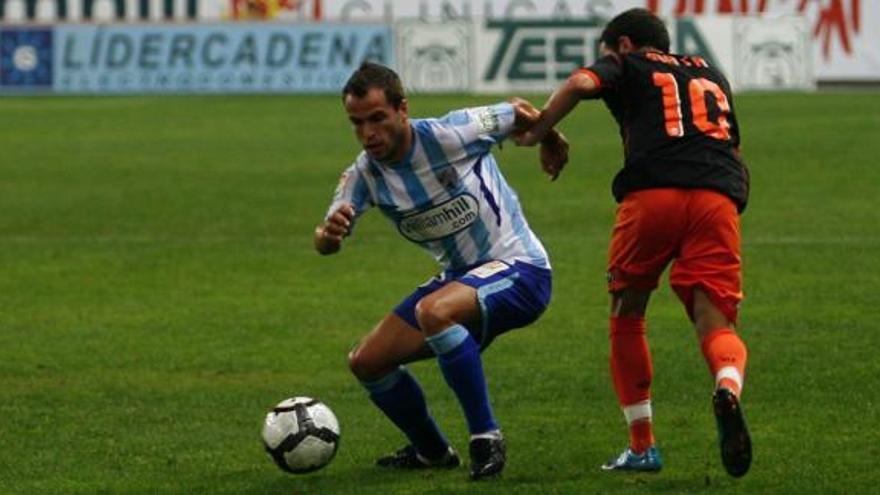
[514,71,600,147]
[314,204,355,255]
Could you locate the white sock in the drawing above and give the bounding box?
[623,400,652,425]
[470,429,502,441]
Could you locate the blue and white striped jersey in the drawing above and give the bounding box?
[326,102,549,272]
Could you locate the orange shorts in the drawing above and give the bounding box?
[607,188,743,323]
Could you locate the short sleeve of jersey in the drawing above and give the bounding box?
[438,103,515,153]
[579,55,624,99]
[325,163,373,224]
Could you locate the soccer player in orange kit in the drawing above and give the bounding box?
[514,8,752,478]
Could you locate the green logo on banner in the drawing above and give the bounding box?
[483,19,604,83]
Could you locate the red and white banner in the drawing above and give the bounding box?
[643,0,877,80]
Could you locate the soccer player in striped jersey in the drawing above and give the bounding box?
[314,62,568,480]
[514,8,751,478]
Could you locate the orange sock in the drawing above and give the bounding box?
[701,328,748,396]
[610,317,655,453]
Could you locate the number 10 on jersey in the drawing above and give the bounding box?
[652,72,731,141]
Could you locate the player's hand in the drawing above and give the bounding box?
[540,130,569,181]
[509,97,540,127]
[509,97,544,147]
[315,204,355,254]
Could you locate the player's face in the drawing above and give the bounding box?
[344,88,409,163]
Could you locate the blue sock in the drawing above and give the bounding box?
[361,367,450,460]
[426,324,499,435]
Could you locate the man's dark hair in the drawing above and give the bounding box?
[341,61,405,109]
[600,8,670,53]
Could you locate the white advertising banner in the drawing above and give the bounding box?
[733,16,814,90]
[669,16,735,79]
[472,17,605,93]
[467,15,785,94]
[638,0,878,81]
[474,19,602,93]
[668,16,813,90]
[387,7,808,93]
[317,0,877,81]
[315,1,621,21]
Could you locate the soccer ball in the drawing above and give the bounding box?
[261,397,340,473]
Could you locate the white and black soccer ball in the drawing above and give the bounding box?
[261,397,340,473]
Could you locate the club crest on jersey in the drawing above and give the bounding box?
[436,166,459,191]
[398,194,479,243]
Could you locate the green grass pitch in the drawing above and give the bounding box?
[1,91,878,494]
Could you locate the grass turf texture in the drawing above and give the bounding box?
[1,92,878,494]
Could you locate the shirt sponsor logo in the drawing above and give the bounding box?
[398,194,479,243]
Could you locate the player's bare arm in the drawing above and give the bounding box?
[509,97,571,181]
[314,204,355,255]
[514,72,600,147]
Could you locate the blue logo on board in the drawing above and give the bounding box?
[1,29,53,87]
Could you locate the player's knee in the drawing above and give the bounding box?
[414,297,452,334]
[611,289,650,317]
[694,311,732,338]
[692,289,732,337]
